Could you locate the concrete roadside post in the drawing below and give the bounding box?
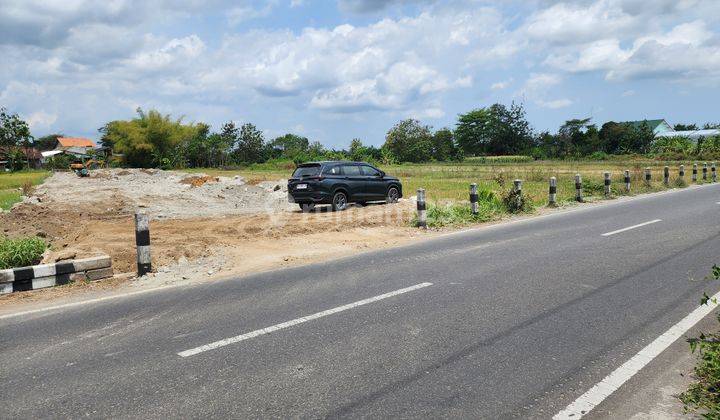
[679,164,685,182]
[693,163,698,182]
[624,170,631,193]
[549,177,557,206]
[470,183,478,215]
[644,167,651,186]
[513,179,523,210]
[416,188,427,229]
[703,163,708,181]
[134,211,152,276]
[604,172,611,197]
[713,163,717,183]
[663,166,670,186]
[575,174,583,202]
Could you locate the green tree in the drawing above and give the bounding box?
[235,123,266,163]
[455,103,533,156]
[34,134,63,151]
[382,119,433,163]
[0,107,33,147]
[269,133,310,160]
[99,108,204,168]
[431,128,460,161]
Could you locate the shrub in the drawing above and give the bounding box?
[675,177,688,188]
[0,236,47,269]
[582,178,605,195]
[501,186,532,213]
[588,151,610,161]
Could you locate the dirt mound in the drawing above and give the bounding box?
[180,175,219,187]
[32,169,294,219]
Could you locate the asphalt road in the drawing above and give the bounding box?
[2,184,720,418]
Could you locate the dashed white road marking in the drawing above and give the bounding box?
[601,219,662,237]
[178,282,433,357]
[553,290,720,419]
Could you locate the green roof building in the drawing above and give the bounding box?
[622,119,674,135]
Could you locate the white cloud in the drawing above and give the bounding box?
[536,98,573,109]
[491,79,512,90]
[26,111,58,130]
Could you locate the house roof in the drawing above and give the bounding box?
[656,129,720,139]
[57,137,96,148]
[623,119,668,131]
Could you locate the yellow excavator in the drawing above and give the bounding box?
[70,158,104,177]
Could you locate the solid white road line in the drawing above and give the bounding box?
[601,219,662,237]
[178,282,434,358]
[0,284,179,320]
[553,290,720,419]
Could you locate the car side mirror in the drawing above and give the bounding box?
[378,171,385,177]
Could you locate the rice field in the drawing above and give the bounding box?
[0,170,50,210]
[192,159,709,206]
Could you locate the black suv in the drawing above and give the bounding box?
[288,161,402,211]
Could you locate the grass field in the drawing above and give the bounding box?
[188,159,709,206]
[0,171,51,210]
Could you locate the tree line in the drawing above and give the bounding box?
[2,104,720,171]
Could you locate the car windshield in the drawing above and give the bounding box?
[292,165,321,178]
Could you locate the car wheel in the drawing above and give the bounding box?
[299,203,315,212]
[331,191,348,211]
[386,186,399,204]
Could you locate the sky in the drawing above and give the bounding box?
[1,0,719,148]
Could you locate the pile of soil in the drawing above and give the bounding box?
[33,169,294,220]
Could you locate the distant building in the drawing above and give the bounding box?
[0,146,43,170]
[656,128,720,141]
[54,137,96,151]
[622,119,675,135]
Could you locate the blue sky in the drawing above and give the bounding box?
[1,0,719,148]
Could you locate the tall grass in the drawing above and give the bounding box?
[0,236,47,269]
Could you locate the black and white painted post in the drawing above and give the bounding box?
[416,188,427,229]
[549,177,557,206]
[575,174,583,202]
[134,211,152,276]
[713,163,717,183]
[663,166,670,186]
[604,172,611,197]
[644,167,651,186]
[514,179,522,193]
[679,164,685,182]
[470,183,478,215]
[624,170,631,193]
[703,163,708,181]
[693,163,698,182]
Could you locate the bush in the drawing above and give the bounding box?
[0,236,47,269]
[582,178,605,195]
[416,191,502,227]
[588,151,610,161]
[501,186,532,213]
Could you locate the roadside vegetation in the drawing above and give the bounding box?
[0,170,50,210]
[0,236,46,269]
[680,266,720,417]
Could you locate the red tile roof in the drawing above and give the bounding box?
[57,137,96,148]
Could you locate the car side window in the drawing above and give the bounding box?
[324,165,341,175]
[341,165,361,176]
[361,165,381,176]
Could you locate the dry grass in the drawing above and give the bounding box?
[186,160,701,206]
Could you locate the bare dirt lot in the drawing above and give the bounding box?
[0,169,425,305]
